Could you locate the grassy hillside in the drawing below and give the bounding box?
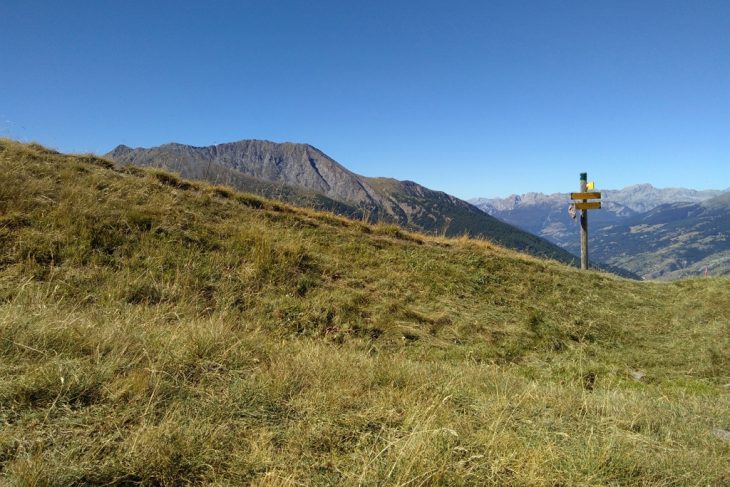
[1,140,728,485]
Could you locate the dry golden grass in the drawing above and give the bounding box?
[0,139,728,485]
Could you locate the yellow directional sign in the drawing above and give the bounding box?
[575,202,601,210]
[570,192,601,200]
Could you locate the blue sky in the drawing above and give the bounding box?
[1,0,728,198]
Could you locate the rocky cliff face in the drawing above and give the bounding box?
[109,140,381,208]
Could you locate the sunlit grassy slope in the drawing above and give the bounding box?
[1,140,728,486]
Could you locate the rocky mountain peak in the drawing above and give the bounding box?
[107,139,382,207]
[107,144,132,157]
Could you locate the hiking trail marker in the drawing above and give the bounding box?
[569,173,601,270]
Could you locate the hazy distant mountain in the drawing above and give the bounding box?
[470,192,638,248]
[470,185,729,279]
[106,140,583,267]
[469,185,724,247]
[601,184,726,213]
[473,185,723,213]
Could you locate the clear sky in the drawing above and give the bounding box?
[1,0,728,198]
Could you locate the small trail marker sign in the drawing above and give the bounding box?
[575,202,601,210]
[570,173,602,270]
[571,192,601,200]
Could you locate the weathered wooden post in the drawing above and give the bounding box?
[579,173,589,269]
[570,173,601,270]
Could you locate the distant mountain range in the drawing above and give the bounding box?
[470,185,730,279]
[106,140,592,270]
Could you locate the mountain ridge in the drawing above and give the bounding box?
[109,139,382,207]
[470,184,726,214]
[106,139,594,270]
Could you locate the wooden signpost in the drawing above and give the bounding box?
[570,173,601,270]
[575,202,601,210]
